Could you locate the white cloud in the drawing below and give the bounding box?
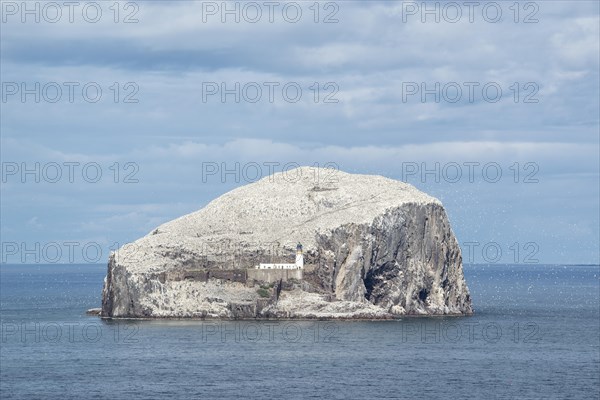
[2,1,598,263]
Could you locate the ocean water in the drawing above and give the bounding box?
[0,264,598,399]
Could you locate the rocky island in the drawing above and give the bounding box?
[101,167,472,319]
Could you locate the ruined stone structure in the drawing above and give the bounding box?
[255,243,304,270]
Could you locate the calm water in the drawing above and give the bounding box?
[1,264,599,399]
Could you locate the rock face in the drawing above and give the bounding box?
[101,167,472,319]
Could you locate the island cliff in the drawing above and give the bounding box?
[101,167,472,319]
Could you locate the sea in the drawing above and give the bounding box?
[0,263,598,399]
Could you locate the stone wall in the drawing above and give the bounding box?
[247,269,303,284]
[210,269,248,283]
[166,269,247,283]
[164,268,302,285]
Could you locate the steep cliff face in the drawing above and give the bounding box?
[101,167,472,319]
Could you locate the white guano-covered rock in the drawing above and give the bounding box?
[102,167,472,318]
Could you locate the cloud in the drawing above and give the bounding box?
[1,1,598,263]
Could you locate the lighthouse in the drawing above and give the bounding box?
[295,243,304,269]
[255,243,305,270]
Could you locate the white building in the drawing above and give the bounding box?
[255,243,304,270]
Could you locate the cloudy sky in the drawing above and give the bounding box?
[1,1,598,264]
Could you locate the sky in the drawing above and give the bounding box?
[1,0,599,264]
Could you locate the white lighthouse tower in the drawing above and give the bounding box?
[295,243,304,269]
[256,243,305,270]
